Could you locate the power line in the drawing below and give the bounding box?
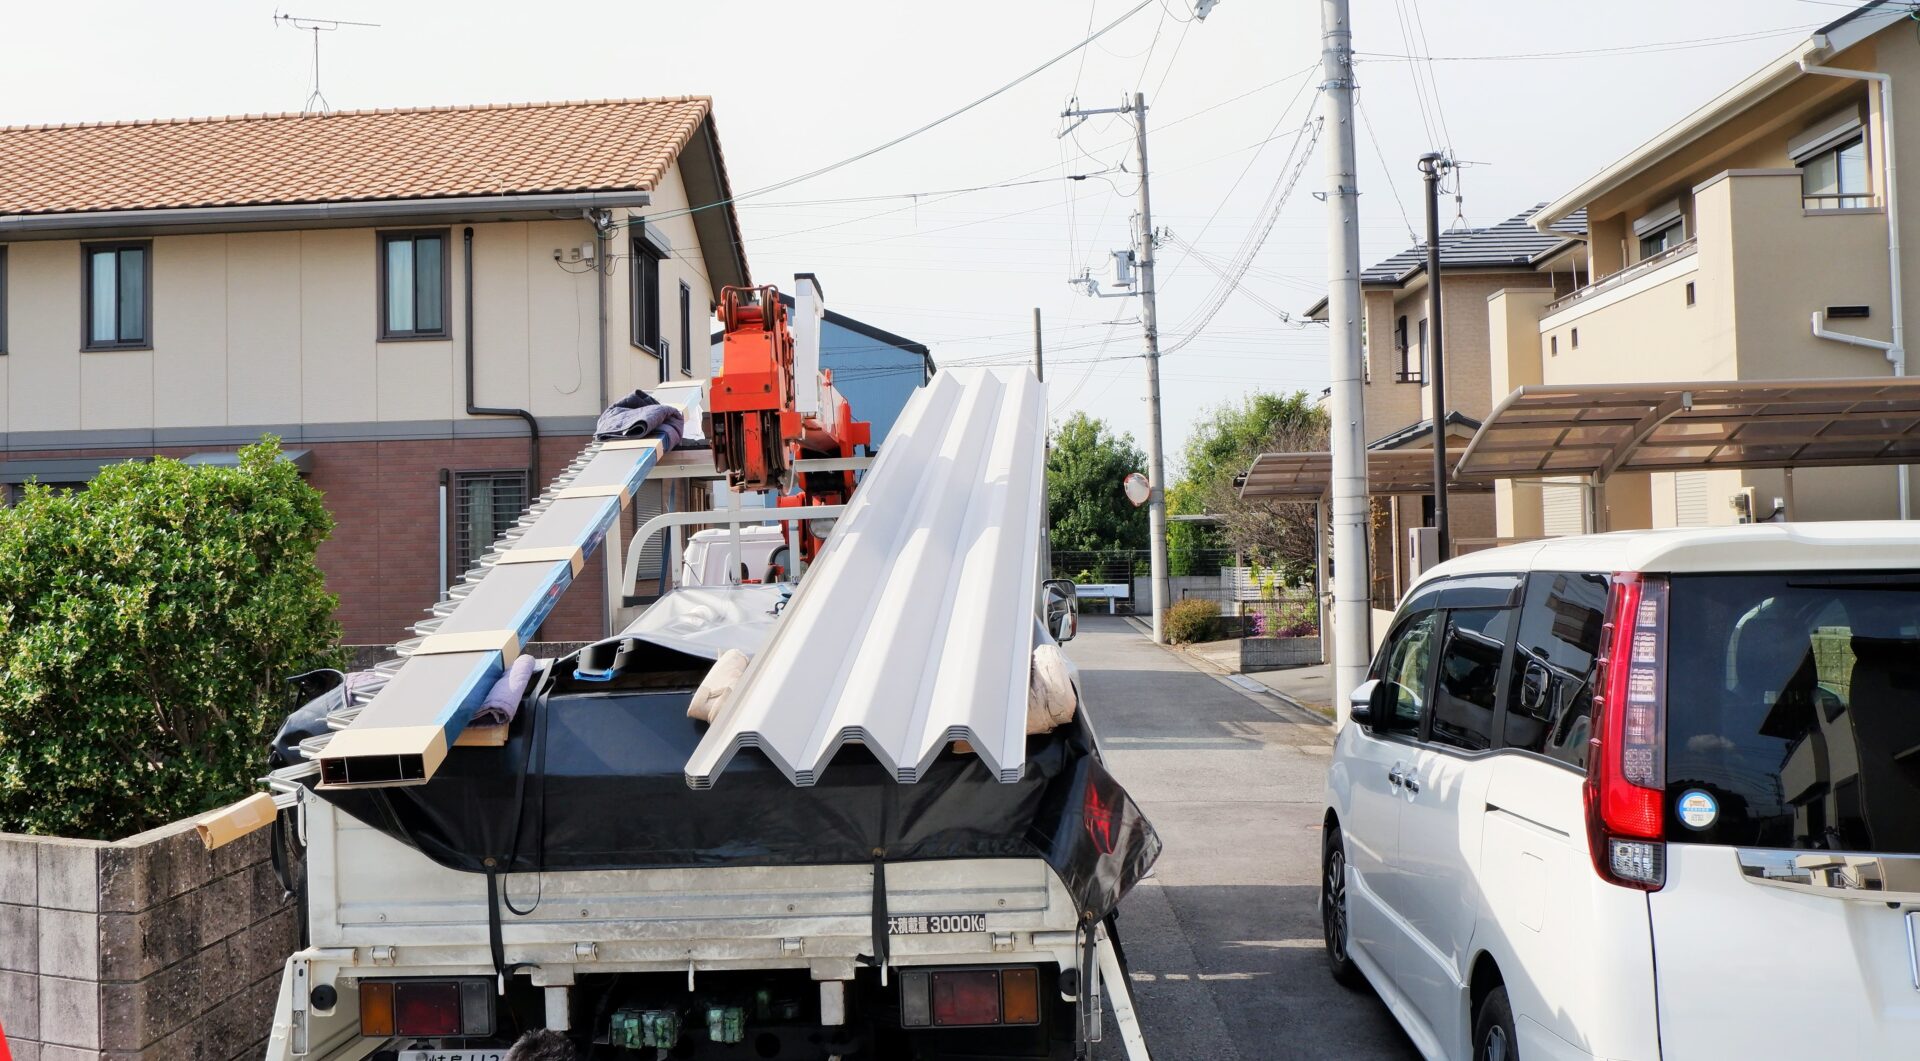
[1358,23,1824,62]
[1404,0,1454,155]
[1357,93,1420,245]
[626,0,1159,231]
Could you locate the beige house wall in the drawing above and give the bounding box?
[1489,28,1920,537]
[1,160,718,437]
[1486,287,1554,539]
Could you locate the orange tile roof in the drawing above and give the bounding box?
[0,97,715,215]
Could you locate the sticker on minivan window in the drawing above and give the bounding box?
[1677,789,1718,830]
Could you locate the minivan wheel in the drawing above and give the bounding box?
[1321,822,1366,989]
[1473,985,1518,1061]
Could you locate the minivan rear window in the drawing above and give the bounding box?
[1665,572,1920,854]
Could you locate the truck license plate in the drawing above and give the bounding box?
[398,1051,506,1061]
[889,913,989,934]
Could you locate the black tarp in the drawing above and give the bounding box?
[303,686,1160,921]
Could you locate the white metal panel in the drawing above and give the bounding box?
[1673,471,1711,526]
[1540,478,1586,537]
[685,367,1046,788]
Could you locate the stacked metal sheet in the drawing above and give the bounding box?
[312,436,665,789]
[685,367,1047,788]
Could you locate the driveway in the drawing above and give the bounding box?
[1066,616,1418,1060]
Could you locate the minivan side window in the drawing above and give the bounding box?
[1502,571,1610,768]
[1376,610,1439,733]
[1429,607,1511,752]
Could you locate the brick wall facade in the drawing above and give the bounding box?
[3,433,615,647]
[0,818,297,1059]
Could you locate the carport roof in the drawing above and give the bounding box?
[1237,449,1493,499]
[1453,378,1920,483]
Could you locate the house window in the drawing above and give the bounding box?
[1801,135,1870,210]
[1571,327,1579,349]
[679,281,694,376]
[379,231,449,340]
[631,239,663,354]
[1637,218,1685,260]
[452,471,528,576]
[1414,318,1429,381]
[1550,334,1559,356]
[1685,281,1696,306]
[0,245,7,354]
[1394,315,1416,381]
[82,241,151,350]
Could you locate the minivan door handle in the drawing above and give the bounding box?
[1387,766,1405,789]
[1401,775,1421,795]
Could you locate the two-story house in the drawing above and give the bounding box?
[1489,0,1916,536]
[1310,206,1581,604]
[0,97,751,646]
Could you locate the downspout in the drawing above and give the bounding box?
[1800,62,1909,519]
[462,226,541,496]
[590,209,613,411]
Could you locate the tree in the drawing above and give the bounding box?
[1168,392,1329,580]
[0,439,343,839]
[1047,412,1148,562]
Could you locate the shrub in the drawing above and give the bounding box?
[0,439,342,839]
[1163,598,1221,644]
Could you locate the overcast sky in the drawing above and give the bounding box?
[0,0,1861,468]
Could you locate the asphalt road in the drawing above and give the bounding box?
[1066,616,1420,1061]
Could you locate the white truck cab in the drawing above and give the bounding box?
[1322,522,1920,1060]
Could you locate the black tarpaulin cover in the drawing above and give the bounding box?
[305,688,1160,920]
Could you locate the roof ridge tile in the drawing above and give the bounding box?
[0,96,714,135]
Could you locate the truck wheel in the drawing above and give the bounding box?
[1473,985,1518,1061]
[1321,822,1366,989]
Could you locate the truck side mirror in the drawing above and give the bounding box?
[1042,578,1079,643]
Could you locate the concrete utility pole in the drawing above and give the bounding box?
[1321,0,1372,714]
[1419,152,1452,557]
[1132,91,1172,645]
[1060,93,1172,642]
[1033,307,1045,381]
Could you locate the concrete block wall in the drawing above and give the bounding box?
[0,817,298,1060]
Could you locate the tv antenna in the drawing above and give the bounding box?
[273,11,380,114]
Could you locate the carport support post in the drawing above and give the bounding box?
[1315,496,1330,666]
[1322,0,1372,716]
[1419,152,1451,558]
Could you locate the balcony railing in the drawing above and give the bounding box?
[1543,237,1699,316]
[1804,192,1875,211]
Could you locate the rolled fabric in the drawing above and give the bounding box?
[474,653,538,727]
[1026,644,1078,734]
[688,648,752,723]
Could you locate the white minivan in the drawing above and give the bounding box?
[1322,523,1920,1060]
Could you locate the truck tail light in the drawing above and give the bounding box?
[359,978,494,1038]
[1586,573,1667,890]
[900,966,1043,1028]
[933,971,1001,1026]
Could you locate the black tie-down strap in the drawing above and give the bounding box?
[857,849,891,983]
[1077,920,1099,1059]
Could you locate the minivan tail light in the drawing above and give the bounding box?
[1586,572,1667,890]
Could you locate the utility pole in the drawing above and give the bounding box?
[1419,152,1452,557]
[1033,307,1045,381]
[1132,91,1172,646]
[1060,92,1172,642]
[1321,0,1372,715]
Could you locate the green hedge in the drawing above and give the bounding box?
[0,440,342,839]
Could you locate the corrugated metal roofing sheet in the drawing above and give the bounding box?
[684,367,1047,789]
